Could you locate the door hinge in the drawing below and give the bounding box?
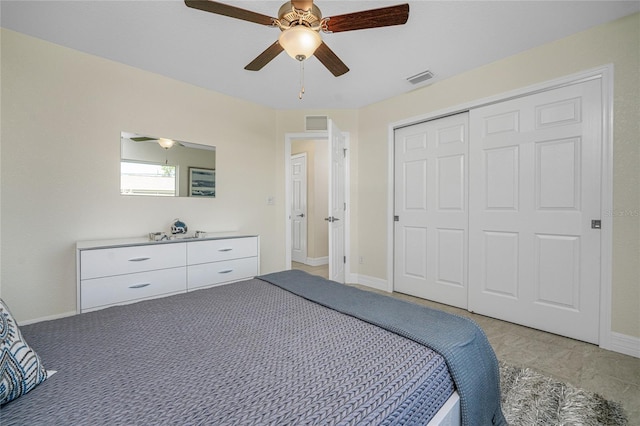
[591,219,601,229]
[394,215,399,222]
[343,148,347,158]
[344,202,346,211]
[344,256,346,263]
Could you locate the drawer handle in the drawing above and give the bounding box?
[129,283,151,289]
[128,257,151,262]
[218,269,233,274]
[218,248,233,252]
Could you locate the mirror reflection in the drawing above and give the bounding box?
[120,132,216,197]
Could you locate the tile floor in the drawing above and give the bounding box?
[291,262,640,423]
[292,262,330,279]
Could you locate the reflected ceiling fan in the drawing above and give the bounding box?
[184,0,410,77]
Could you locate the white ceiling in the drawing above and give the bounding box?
[2,1,638,110]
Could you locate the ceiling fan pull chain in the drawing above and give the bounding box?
[299,60,305,100]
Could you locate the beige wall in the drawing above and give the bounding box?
[1,29,279,322]
[2,13,638,340]
[356,13,639,337]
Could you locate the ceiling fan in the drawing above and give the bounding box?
[184,0,410,77]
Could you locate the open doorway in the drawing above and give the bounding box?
[284,125,350,283]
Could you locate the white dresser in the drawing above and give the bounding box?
[77,234,259,313]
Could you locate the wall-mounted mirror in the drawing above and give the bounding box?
[121,132,216,197]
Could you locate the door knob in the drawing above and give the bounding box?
[297,213,305,218]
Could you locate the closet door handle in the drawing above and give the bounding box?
[129,283,151,289]
[128,257,151,262]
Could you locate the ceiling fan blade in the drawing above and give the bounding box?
[184,0,275,26]
[244,41,284,71]
[324,3,409,33]
[314,42,349,77]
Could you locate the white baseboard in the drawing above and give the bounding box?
[303,257,328,267]
[607,332,640,358]
[20,310,76,326]
[351,273,390,292]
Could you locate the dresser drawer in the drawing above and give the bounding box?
[81,267,186,311]
[81,243,186,279]
[187,237,258,265]
[187,257,258,290]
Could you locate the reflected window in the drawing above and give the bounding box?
[121,132,215,198]
[120,161,177,197]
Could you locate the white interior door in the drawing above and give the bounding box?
[468,79,602,344]
[393,113,469,308]
[291,154,307,264]
[328,119,346,283]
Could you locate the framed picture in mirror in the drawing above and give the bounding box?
[189,167,216,197]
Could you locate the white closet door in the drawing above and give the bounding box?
[394,113,469,308]
[468,79,602,343]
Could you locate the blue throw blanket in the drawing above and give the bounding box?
[258,270,507,426]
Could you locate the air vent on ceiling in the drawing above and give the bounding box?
[407,70,434,85]
[305,115,328,132]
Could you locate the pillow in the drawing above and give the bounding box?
[0,298,48,405]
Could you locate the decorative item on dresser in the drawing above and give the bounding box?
[76,233,259,313]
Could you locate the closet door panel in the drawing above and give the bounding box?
[394,113,469,309]
[468,79,602,344]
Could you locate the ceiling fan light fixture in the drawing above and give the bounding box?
[157,138,175,149]
[278,25,321,61]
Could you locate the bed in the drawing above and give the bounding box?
[1,270,505,425]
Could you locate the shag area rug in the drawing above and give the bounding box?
[499,361,628,425]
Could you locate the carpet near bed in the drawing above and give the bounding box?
[499,361,628,425]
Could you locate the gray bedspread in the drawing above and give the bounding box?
[2,276,455,425]
[258,270,507,426]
